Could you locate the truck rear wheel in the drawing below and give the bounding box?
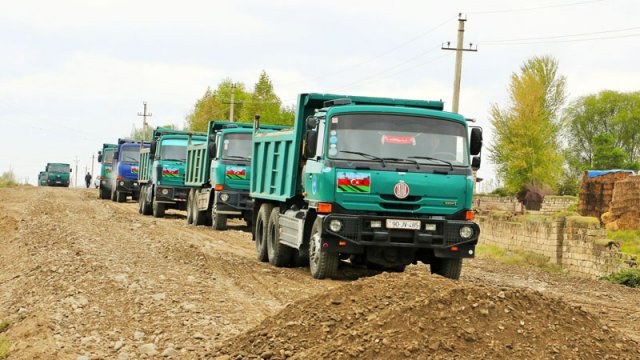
[152,201,165,218]
[267,208,293,267]
[430,258,463,280]
[255,203,273,262]
[186,190,194,225]
[140,188,152,216]
[309,218,339,279]
[211,211,227,230]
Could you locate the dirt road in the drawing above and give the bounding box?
[0,187,638,359]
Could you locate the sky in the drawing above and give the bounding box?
[1,0,639,188]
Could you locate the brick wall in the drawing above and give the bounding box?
[477,214,637,279]
[539,196,577,214]
[474,195,523,213]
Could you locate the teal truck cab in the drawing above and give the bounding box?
[109,139,149,202]
[38,171,47,186]
[45,163,71,187]
[138,127,206,218]
[97,143,117,199]
[250,93,483,279]
[184,120,283,230]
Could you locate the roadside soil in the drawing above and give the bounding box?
[0,186,638,359]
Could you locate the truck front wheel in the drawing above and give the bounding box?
[186,190,194,225]
[309,218,339,279]
[255,203,273,262]
[116,191,126,203]
[152,201,165,218]
[267,208,293,267]
[211,211,227,230]
[430,258,463,280]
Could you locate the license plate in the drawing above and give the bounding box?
[386,219,420,230]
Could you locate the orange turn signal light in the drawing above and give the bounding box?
[465,210,475,221]
[214,184,223,191]
[338,241,347,247]
[317,202,333,214]
[450,246,459,252]
[117,176,123,180]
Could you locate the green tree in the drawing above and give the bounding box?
[489,55,566,194]
[564,90,640,168]
[186,79,250,131]
[592,133,629,169]
[129,124,178,141]
[239,70,294,126]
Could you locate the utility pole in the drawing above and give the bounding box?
[137,102,152,147]
[90,154,95,176]
[224,84,243,122]
[73,156,79,188]
[442,14,477,114]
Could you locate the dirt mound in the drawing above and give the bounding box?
[216,268,639,359]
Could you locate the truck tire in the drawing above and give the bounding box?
[186,190,194,225]
[138,191,143,214]
[211,211,227,230]
[152,200,165,218]
[141,188,152,216]
[110,187,117,202]
[430,258,462,280]
[116,191,126,203]
[255,203,273,262]
[193,208,206,226]
[309,218,339,279]
[99,187,109,200]
[266,208,293,267]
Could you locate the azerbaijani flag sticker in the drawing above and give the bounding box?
[337,171,371,193]
[131,166,139,174]
[226,166,247,180]
[162,168,180,177]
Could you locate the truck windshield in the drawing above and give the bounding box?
[221,133,252,160]
[49,165,70,172]
[120,146,141,163]
[160,145,187,162]
[327,113,469,166]
[103,150,114,163]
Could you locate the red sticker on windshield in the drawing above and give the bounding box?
[381,135,416,145]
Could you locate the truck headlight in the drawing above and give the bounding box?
[220,193,230,202]
[329,219,343,232]
[161,188,169,195]
[119,181,125,186]
[459,226,474,239]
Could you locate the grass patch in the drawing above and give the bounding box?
[600,269,640,288]
[566,215,600,228]
[545,195,578,200]
[476,245,564,273]
[0,335,10,359]
[607,230,640,257]
[0,321,8,334]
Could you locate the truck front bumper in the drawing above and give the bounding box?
[115,179,140,194]
[155,186,189,204]
[214,190,252,215]
[47,179,69,187]
[321,213,480,258]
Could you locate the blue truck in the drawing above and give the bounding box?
[109,139,149,202]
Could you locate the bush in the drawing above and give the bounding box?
[0,335,9,359]
[0,171,18,188]
[600,269,640,288]
[491,187,509,197]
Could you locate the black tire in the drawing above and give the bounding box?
[138,190,143,214]
[193,207,206,226]
[255,203,273,262]
[99,187,110,200]
[430,258,463,280]
[141,188,152,216]
[110,186,117,202]
[266,208,293,267]
[291,249,309,267]
[186,190,194,225]
[116,191,126,203]
[308,218,339,279]
[211,211,227,230]
[152,200,165,218]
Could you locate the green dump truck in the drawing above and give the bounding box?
[97,143,117,199]
[138,127,206,218]
[44,163,71,187]
[184,120,283,229]
[250,93,483,279]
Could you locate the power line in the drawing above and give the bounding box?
[469,0,607,15]
[481,32,640,45]
[480,25,640,44]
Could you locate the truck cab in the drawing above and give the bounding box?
[251,93,483,280]
[138,128,206,218]
[97,143,117,199]
[109,139,149,202]
[45,163,71,187]
[38,171,48,186]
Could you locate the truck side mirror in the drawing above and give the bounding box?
[69,168,72,173]
[208,141,217,158]
[97,151,103,163]
[306,117,318,130]
[471,156,481,170]
[304,130,318,159]
[156,163,163,179]
[150,140,157,155]
[470,127,483,156]
[113,151,119,161]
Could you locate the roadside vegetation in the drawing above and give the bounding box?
[600,269,640,288]
[607,230,640,257]
[0,170,18,188]
[476,245,564,273]
[0,321,9,359]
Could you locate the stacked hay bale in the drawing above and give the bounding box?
[578,171,632,219]
[602,175,640,230]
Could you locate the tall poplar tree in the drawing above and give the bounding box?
[489,56,566,194]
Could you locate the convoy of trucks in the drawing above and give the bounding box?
[47,91,482,281]
[137,127,207,218]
